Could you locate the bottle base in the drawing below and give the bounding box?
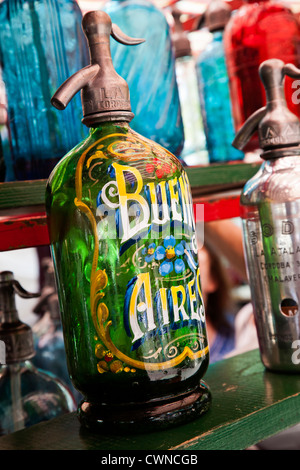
[263,362,300,374]
[77,380,211,433]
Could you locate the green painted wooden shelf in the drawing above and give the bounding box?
[0,162,260,210]
[0,162,260,251]
[1,349,300,450]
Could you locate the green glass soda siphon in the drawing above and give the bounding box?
[46,10,210,431]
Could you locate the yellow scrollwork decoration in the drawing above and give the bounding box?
[74,133,208,373]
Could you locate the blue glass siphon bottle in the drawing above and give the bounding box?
[196,0,244,163]
[0,0,89,181]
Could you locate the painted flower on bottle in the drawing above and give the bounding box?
[145,158,177,179]
[142,235,186,276]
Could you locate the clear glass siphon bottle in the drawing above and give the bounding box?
[101,0,184,158]
[233,59,300,372]
[0,0,89,181]
[224,0,300,151]
[171,7,208,166]
[196,0,244,163]
[46,10,210,432]
[0,271,75,436]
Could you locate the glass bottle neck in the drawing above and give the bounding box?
[212,30,224,41]
[0,361,32,373]
[89,120,130,134]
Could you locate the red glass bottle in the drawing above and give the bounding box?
[224,0,300,150]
